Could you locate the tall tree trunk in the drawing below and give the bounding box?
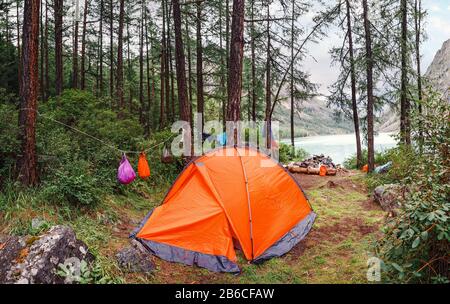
[44,0,49,98]
[80,0,88,90]
[224,0,230,121]
[250,0,256,122]
[159,0,166,128]
[17,0,40,186]
[39,0,44,100]
[196,1,204,130]
[54,0,63,95]
[290,0,294,150]
[265,6,271,149]
[98,0,104,96]
[144,5,153,136]
[17,0,21,92]
[362,0,374,172]
[185,3,193,118]
[164,0,171,122]
[126,13,133,113]
[400,0,410,145]
[346,0,362,168]
[226,0,245,128]
[139,2,145,127]
[109,0,114,99]
[415,0,423,147]
[116,0,125,114]
[172,0,190,123]
[72,0,79,89]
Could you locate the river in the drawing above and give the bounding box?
[282,133,397,165]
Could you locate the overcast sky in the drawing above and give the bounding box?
[302,0,450,96]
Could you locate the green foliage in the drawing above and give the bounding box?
[41,160,103,206]
[57,259,118,284]
[0,37,19,93]
[0,95,19,184]
[375,92,450,283]
[343,148,393,170]
[279,143,309,163]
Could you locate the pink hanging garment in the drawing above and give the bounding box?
[117,154,136,184]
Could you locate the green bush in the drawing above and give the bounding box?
[41,160,103,206]
[375,91,449,283]
[278,143,309,164]
[0,97,19,185]
[343,148,394,170]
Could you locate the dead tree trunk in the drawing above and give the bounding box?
[17,0,40,186]
[400,0,410,145]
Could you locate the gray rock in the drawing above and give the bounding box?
[116,242,155,274]
[0,225,94,284]
[373,184,406,213]
[0,235,27,283]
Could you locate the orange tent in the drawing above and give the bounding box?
[131,146,316,273]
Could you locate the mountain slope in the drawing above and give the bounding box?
[425,39,450,100]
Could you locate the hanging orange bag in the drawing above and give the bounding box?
[138,152,151,179]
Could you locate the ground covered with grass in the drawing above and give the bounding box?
[0,170,386,284]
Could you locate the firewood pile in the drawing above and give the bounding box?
[285,154,338,176]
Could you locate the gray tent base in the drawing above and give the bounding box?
[130,211,316,273]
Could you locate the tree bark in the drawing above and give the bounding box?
[290,0,294,149]
[415,0,423,147]
[346,0,362,168]
[400,0,410,145]
[196,1,204,129]
[80,0,88,90]
[17,0,22,92]
[72,0,79,89]
[54,0,63,95]
[250,0,256,121]
[362,0,374,172]
[226,0,245,126]
[116,0,125,114]
[172,0,190,123]
[39,0,45,100]
[265,5,271,149]
[44,0,49,99]
[173,0,192,156]
[159,0,166,128]
[185,2,193,117]
[17,0,40,186]
[139,2,145,126]
[109,0,114,99]
[98,0,104,96]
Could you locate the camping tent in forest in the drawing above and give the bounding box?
[131,146,316,273]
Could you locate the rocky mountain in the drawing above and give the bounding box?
[425,39,450,100]
[274,97,354,138]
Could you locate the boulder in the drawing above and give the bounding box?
[0,225,94,284]
[373,184,406,213]
[116,240,155,274]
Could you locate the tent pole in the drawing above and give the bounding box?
[235,147,254,260]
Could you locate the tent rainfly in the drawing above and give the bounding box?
[131,146,316,273]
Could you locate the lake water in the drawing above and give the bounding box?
[282,133,397,165]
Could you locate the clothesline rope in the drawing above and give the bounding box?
[20,107,176,155]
